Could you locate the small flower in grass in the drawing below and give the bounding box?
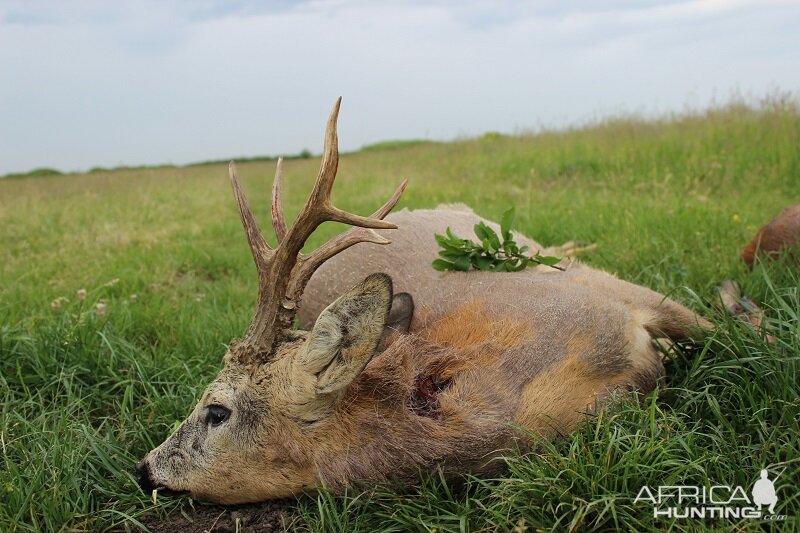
[195,293,206,302]
[129,294,138,303]
[732,213,740,223]
[96,302,107,316]
[77,288,87,301]
[50,296,67,312]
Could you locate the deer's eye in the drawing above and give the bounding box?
[206,405,231,427]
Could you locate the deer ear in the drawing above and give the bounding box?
[378,293,414,350]
[299,273,393,394]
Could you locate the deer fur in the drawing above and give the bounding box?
[136,100,710,505]
[741,204,800,268]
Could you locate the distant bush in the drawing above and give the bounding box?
[187,149,314,167]
[480,131,507,142]
[111,164,176,172]
[28,167,63,176]
[187,155,277,167]
[2,167,63,179]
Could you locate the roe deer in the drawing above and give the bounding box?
[136,98,710,504]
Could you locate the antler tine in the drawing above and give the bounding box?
[229,161,273,270]
[287,179,408,300]
[327,206,398,229]
[286,228,390,301]
[295,97,397,233]
[271,157,288,243]
[367,178,408,220]
[310,96,341,202]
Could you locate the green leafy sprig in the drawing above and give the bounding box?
[432,207,564,272]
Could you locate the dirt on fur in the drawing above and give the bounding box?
[135,499,300,533]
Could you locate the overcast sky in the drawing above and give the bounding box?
[0,0,798,175]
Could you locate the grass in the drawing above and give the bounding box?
[360,139,437,152]
[1,95,798,531]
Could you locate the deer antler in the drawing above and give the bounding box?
[229,98,407,364]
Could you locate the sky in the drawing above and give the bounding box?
[0,0,798,175]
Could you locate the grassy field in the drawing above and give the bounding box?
[1,97,798,532]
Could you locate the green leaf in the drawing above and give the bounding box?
[506,260,527,272]
[481,223,500,243]
[453,255,471,271]
[535,254,562,267]
[489,234,501,253]
[483,226,501,251]
[500,207,515,240]
[464,240,481,252]
[446,227,464,242]
[435,233,452,248]
[475,256,493,271]
[503,240,518,255]
[432,259,455,271]
[439,249,465,260]
[473,222,490,242]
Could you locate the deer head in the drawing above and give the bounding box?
[135,98,408,503]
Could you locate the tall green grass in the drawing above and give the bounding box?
[1,96,798,531]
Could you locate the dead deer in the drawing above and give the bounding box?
[136,99,710,504]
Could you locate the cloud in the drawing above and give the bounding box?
[0,0,798,174]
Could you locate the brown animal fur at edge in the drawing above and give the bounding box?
[136,100,712,505]
[741,204,800,268]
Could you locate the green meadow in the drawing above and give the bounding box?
[1,97,798,531]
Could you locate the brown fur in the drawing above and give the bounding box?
[515,355,627,436]
[741,204,800,268]
[315,332,519,490]
[423,299,530,351]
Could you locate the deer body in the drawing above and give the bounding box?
[137,100,708,504]
[297,205,703,489]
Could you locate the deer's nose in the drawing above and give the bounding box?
[135,460,156,493]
